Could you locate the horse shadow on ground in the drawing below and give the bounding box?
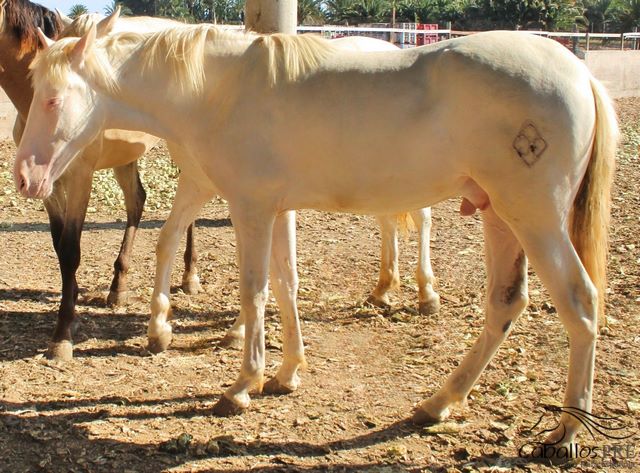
[0,217,232,233]
[0,300,242,361]
[0,394,548,472]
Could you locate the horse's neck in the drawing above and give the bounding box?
[0,39,34,119]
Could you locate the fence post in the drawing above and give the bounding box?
[572,23,578,54]
[621,32,625,50]
[447,21,451,39]
[586,31,590,52]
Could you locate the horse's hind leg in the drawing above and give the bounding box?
[263,211,305,394]
[510,225,599,448]
[107,162,146,306]
[181,222,201,294]
[413,206,528,422]
[367,215,400,309]
[147,175,214,353]
[410,208,440,315]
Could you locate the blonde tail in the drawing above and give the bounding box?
[570,77,619,326]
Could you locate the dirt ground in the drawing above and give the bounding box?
[0,99,638,473]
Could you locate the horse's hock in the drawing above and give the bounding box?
[0,88,17,139]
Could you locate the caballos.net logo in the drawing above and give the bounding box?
[518,405,637,467]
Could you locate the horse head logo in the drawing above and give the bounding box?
[523,405,636,444]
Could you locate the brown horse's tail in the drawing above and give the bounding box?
[570,77,619,326]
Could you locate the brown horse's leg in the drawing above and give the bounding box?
[181,222,201,294]
[47,170,94,361]
[43,182,67,256]
[107,163,146,306]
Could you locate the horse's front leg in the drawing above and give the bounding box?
[263,210,305,394]
[214,205,275,415]
[47,168,94,361]
[107,162,146,306]
[147,175,213,353]
[43,181,67,257]
[410,207,440,315]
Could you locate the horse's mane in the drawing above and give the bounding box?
[1,0,63,54]
[31,24,337,101]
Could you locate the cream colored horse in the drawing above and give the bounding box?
[16,22,618,454]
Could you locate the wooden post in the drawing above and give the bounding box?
[245,0,297,34]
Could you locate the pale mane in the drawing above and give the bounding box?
[245,33,337,87]
[31,25,336,101]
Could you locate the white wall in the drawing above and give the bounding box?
[584,50,640,99]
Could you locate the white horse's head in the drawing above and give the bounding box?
[14,9,119,199]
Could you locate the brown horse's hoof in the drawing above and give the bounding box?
[419,298,441,316]
[263,377,296,395]
[220,333,244,350]
[147,331,172,354]
[181,276,202,295]
[46,341,73,362]
[107,290,129,307]
[213,395,247,417]
[365,294,391,310]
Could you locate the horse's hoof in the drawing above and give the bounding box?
[181,276,202,295]
[212,395,247,416]
[411,405,449,425]
[147,332,172,354]
[263,377,296,395]
[220,333,244,350]
[107,290,129,307]
[419,298,440,316]
[46,341,73,362]
[365,294,391,310]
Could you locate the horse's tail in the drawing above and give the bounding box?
[570,76,619,326]
[397,213,415,237]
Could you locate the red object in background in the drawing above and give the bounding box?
[416,24,438,46]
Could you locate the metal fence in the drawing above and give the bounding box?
[296,25,640,52]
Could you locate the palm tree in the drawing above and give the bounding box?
[582,0,615,32]
[299,0,325,24]
[69,4,89,18]
[617,0,640,30]
[104,1,133,16]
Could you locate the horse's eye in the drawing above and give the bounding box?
[46,98,61,110]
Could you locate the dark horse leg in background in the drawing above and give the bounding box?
[108,162,200,305]
[46,159,199,361]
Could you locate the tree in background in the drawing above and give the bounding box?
[97,0,638,32]
[581,0,615,31]
[69,4,89,17]
[299,0,325,24]
[105,1,134,15]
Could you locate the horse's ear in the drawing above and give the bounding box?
[36,27,55,50]
[96,5,120,38]
[55,8,73,28]
[70,24,96,67]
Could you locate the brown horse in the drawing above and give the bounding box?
[0,0,199,360]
